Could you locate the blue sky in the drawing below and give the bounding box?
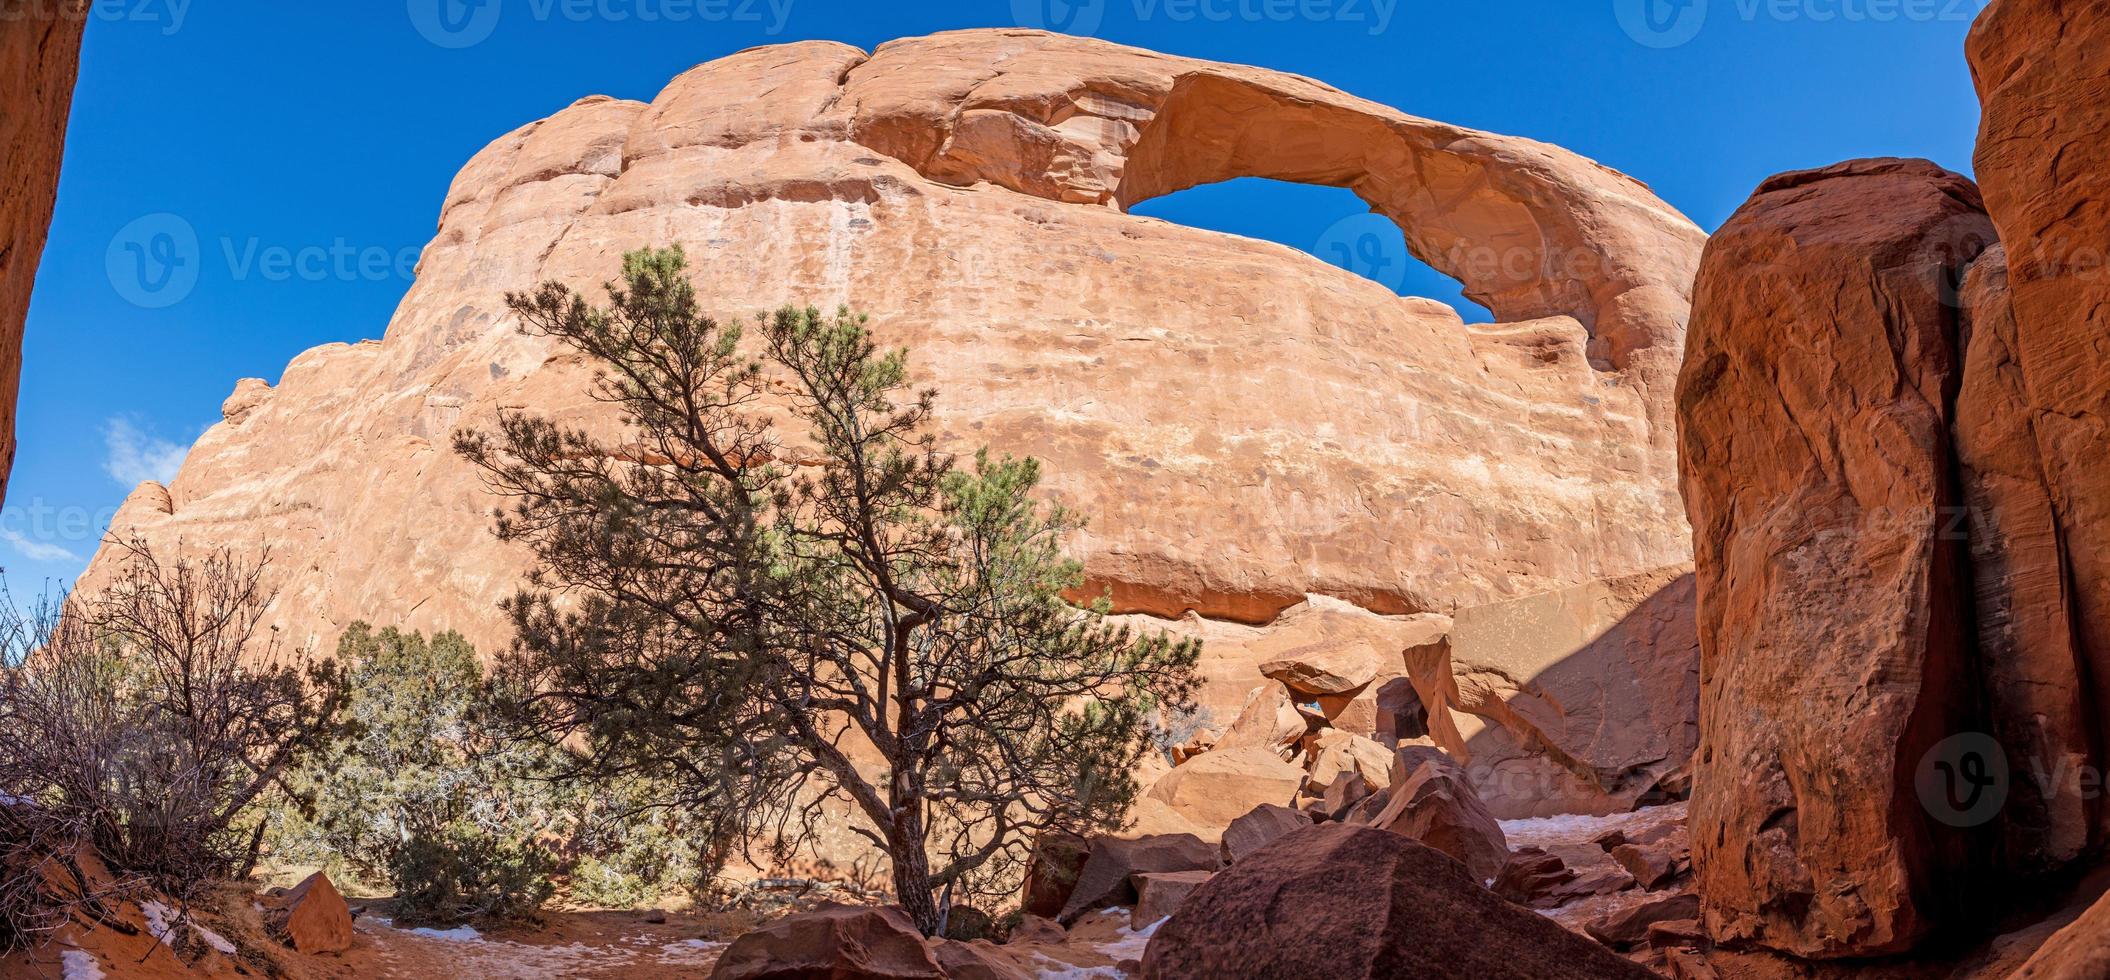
[4,0,1987,589]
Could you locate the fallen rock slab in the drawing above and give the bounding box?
[1139,824,1654,979]
[710,904,942,980]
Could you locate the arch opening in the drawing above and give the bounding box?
[1126,178,1494,322]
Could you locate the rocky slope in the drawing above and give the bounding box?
[0,6,87,505]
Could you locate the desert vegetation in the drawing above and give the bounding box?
[454,245,1202,935]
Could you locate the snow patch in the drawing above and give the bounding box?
[406,924,483,941]
[60,950,105,980]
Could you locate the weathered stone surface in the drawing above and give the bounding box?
[1414,564,1700,819]
[1678,158,1994,959]
[1586,892,1701,951]
[267,872,354,955]
[2010,884,2110,980]
[1219,803,1313,864]
[0,4,86,504]
[710,904,942,980]
[1966,0,2110,873]
[1492,846,1580,909]
[929,940,1035,980]
[1057,834,1220,924]
[1260,643,1381,697]
[1019,832,1091,919]
[85,29,1700,672]
[1362,748,1509,882]
[1302,729,1393,796]
[1131,870,1213,926]
[1143,747,1304,831]
[1139,824,1654,979]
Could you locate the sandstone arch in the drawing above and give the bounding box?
[86,29,1703,655]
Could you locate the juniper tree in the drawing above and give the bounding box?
[454,246,1199,934]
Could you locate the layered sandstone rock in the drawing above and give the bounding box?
[1966,0,2110,872]
[1679,159,1994,958]
[85,30,1702,667]
[709,904,941,980]
[0,6,87,503]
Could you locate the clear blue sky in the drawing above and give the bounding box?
[4,0,1987,589]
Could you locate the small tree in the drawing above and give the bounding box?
[455,246,1200,934]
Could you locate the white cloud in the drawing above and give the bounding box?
[103,417,190,488]
[0,527,77,563]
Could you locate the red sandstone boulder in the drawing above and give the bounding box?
[1359,748,1509,882]
[1585,892,1701,951]
[1139,824,1654,979]
[1491,847,1580,909]
[1019,832,1090,919]
[1259,643,1381,697]
[1219,803,1313,864]
[1679,157,1995,959]
[1143,746,1305,829]
[1131,870,1213,926]
[267,871,354,955]
[709,904,942,980]
[1056,834,1221,924]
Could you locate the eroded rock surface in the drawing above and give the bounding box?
[86,30,1702,664]
[1679,158,1993,959]
[0,6,87,503]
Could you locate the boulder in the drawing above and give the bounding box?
[1214,683,1307,757]
[1144,747,1304,830]
[1219,804,1313,864]
[1139,824,1655,979]
[1319,771,1373,821]
[1491,847,1579,909]
[1131,870,1213,926]
[1302,730,1394,795]
[929,940,1034,980]
[1019,832,1090,919]
[1362,749,1509,882]
[1259,643,1381,697]
[1585,893,1702,952]
[1057,834,1220,924]
[2010,885,2110,980]
[1609,838,1688,892]
[1679,158,1994,958]
[267,871,354,955]
[0,1,86,505]
[710,904,943,980]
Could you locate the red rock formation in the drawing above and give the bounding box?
[0,5,86,504]
[1138,824,1654,979]
[1679,158,1995,958]
[1966,0,2110,872]
[266,872,354,956]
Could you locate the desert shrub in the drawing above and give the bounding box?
[282,623,565,924]
[0,543,343,935]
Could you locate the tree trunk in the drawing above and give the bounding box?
[891,838,942,936]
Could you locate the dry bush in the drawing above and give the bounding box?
[0,540,344,949]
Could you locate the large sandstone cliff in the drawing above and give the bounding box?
[86,30,1703,665]
[0,5,87,505]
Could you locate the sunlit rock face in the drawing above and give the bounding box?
[86,30,1702,670]
[0,9,87,505]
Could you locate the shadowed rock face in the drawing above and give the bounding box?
[0,8,87,505]
[84,29,1702,658]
